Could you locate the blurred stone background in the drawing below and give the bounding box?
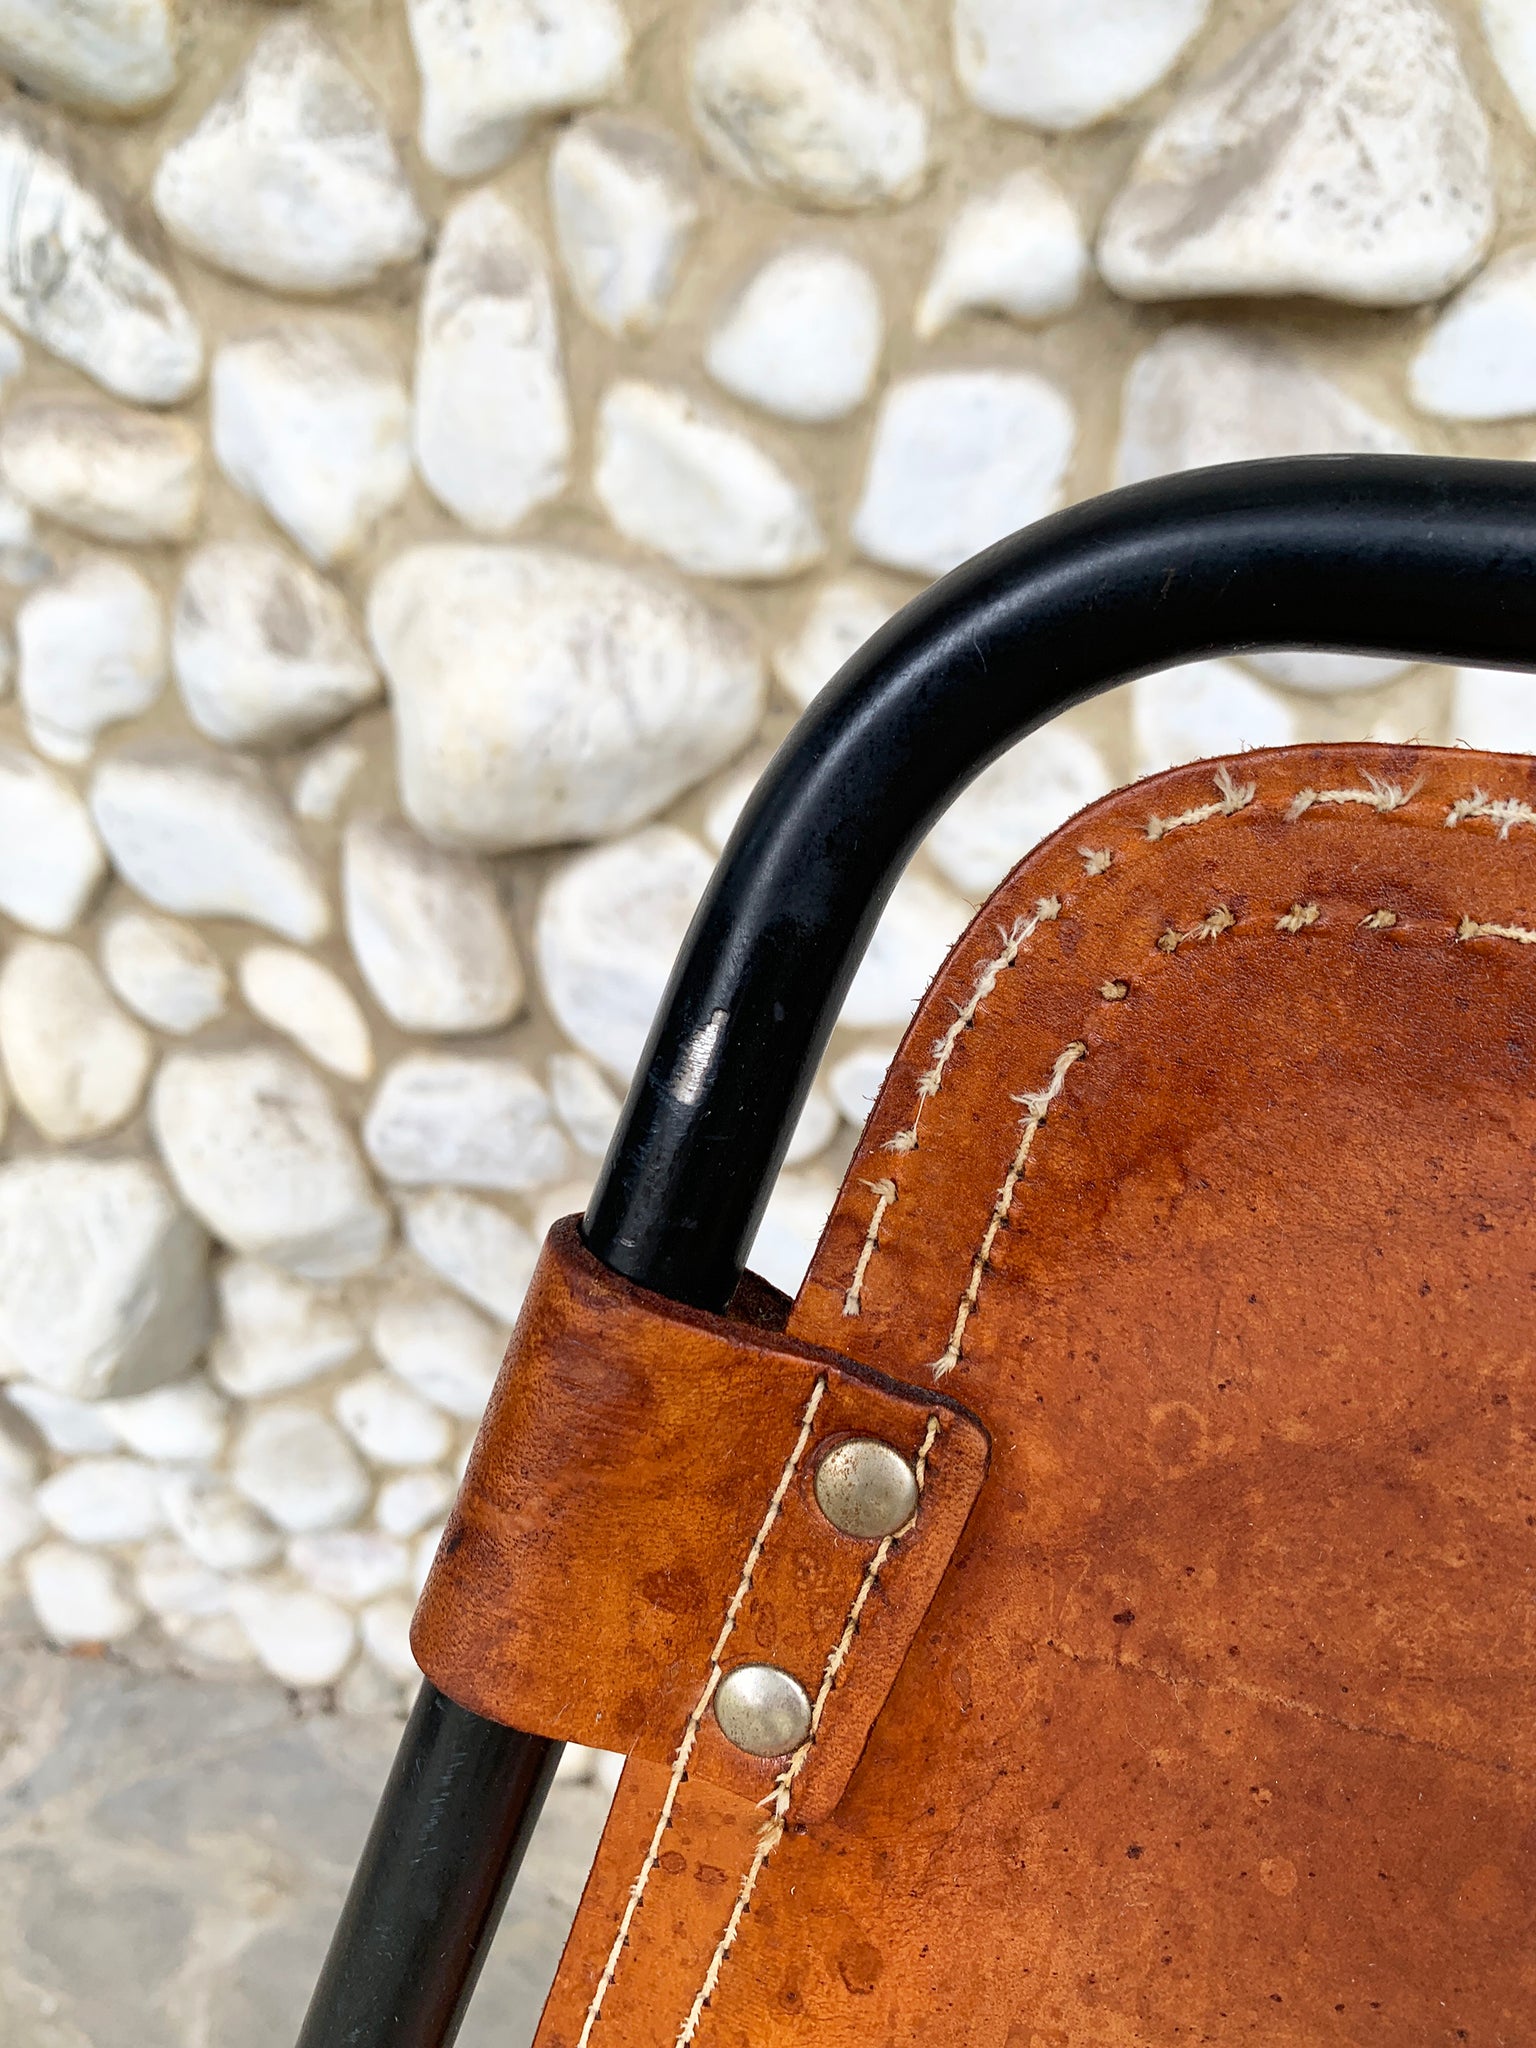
[2,0,1536,2038]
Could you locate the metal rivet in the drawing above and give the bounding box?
[713,1664,812,1757]
[814,1436,919,1540]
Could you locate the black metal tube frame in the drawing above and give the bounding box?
[298,456,1536,2048]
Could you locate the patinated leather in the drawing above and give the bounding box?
[449,742,1536,2045]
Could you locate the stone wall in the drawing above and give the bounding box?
[0,0,1532,1705]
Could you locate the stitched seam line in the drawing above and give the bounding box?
[573,1375,827,2048]
[842,1178,897,1317]
[674,1413,943,2047]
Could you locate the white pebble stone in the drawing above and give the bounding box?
[232,1405,371,1534]
[827,1040,897,1127]
[399,1189,538,1325]
[209,1259,362,1400]
[0,0,179,114]
[0,1415,38,1490]
[0,400,202,545]
[1448,668,1536,753]
[134,1542,231,1622]
[173,542,380,750]
[548,1051,623,1160]
[841,868,971,1029]
[953,0,1208,129]
[361,1596,420,1681]
[773,577,900,711]
[1409,243,1536,421]
[550,113,701,337]
[335,1371,452,1467]
[0,1157,210,1400]
[368,544,765,851]
[1481,2,1536,132]
[853,370,1075,578]
[529,1178,595,1243]
[343,820,524,1036]
[706,246,882,423]
[25,1542,141,1644]
[364,1054,571,1192]
[407,0,630,178]
[103,1378,226,1464]
[1115,325,1411,692]
[17,559,165,764]
[1097,0,1494,308]
[372,1286,502,1420]
[213,324,412,568]
[927,725,1114,897]
[412,1525,444,1594]
[227,1579,356,1688]
[916,169,1087,337]
[414,190,572,536]
[289,1529,410,1604]
[7,1384,119,1454]
[292,739,368,825]
[238,947,374,1084]
[100,911,227,1036]
[0,1484,41,1564]
[175,1613,258,1667]
[160,1470,282,1571]
[1131,657,1298,777]
[153,21,426,294]
[784,1082,838,1165]
[91,746,330,943]
[690,0,930,210]
[152,1047,389,1280]
[0,107,201,404]
[0,938,152,1143]
[700,753,767,853]
[36,1456,166,1545]
[595,380,824,579]
[750,1167,840,1295]
[375,1468,456,1538]
[536,827,714,1081]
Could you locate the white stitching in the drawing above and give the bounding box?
[1446,789,1536,837]
[842,1179,897,1317]
[1146,764,1254,841]
[1288,774,1419,820]
[1458,915,1536,945]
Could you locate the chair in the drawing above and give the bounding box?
[298,455,1536,2047]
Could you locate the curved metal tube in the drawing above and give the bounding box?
[587,454,1536,1310]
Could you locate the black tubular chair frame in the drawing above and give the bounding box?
[297,454,1536,2048]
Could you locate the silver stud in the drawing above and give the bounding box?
[814,1436,919,1540]
[713,1664,812,1757]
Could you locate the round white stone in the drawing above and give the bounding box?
[368,544,765,851]
[209,1259,361,1401]
[1410,243,1536,422]
[536,826,715,1081]
[134,1542,232,1622]
[361,1595,421,1681]
[364,1054,571,1192]
[289,1529,410,1605]
[232,1405,371,1534]
[0,1155,210,1400]
[152,20,426,294]
[0,750,98,936]
[152,1047,390,1280]
[594,380,824,579]
[0,938,153,1142]
[343,820,524,1036]
[292,738,368,825]
[6,1384,119,1454]
[237,947,374,1084]
[407,0,631,178]
[773,577,900,712]
[1097,0,1495,308]
[1448,668,1536,754]
[17,558,165,764]
[1130,657,1298,777]
[102,1377,227,1463]
[690,0,930,209]
[371,1285,503,1419]
[0,1414,38,1491]
[172,542,380,750]
[0,107,202,404]
[411,1526,445,1595]
[749,1167,840,1295]
[927,725,1114,896]
[953,0,1208,129]
[700,754,770,855]
[827,1040,897,1128]
[36,1456,166,1545]
[784,1082,838,1165]
[335,1371,452,1467]
[841,868,971,1029]
[91,746,330,943]
[0,0,179,114]
[547,1051,623,1160]
[228,1579,357,1688]
[25,1542,141,1644]
[413,189,572,536]
[1484,0,1536,135]
[706,246,882,423]
[213,323,412,568]
[399,1189,538,1326]
[916,168,1087,336]
[160,1471,282,1572]
[0,399,202,544]
[0,1483,41,1565]
[549,113,701,337]
[375,1468,456,1538]
[99,911,227,1035]
[852,370,1075,578]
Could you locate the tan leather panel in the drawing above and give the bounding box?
[537,745,1536,2048]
